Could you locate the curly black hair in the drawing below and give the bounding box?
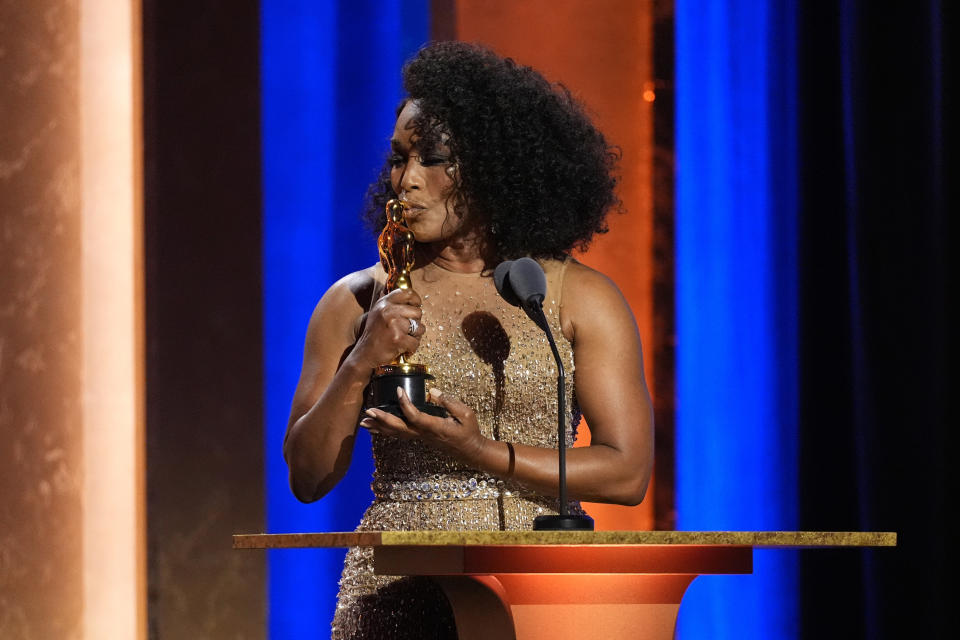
[364,41,620,261]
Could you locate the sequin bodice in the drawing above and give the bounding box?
[332,258,586,639]
[369,259,580,505]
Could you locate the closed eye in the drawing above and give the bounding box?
[418,155,452,166]
[388,153,453,168]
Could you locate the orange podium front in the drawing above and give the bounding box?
[233,530,895,640]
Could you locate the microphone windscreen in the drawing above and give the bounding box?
[493,260,521,307]
[508,257,547,305]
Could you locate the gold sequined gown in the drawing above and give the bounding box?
[331,258,586,639]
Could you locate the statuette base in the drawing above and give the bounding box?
[369,367,447,418]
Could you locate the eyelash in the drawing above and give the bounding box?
[389,153,451,168]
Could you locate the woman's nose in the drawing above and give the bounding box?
[399,159,423,191]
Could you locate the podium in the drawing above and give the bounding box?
[234,530,895,640]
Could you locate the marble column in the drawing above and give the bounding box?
[2,1,145,637]
[0,1,85,637]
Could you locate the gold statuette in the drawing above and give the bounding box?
[367,199,446,417]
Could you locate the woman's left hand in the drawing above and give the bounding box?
[359,387,487,464]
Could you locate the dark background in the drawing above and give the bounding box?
[795,1,949,637]
[143,1,265,637]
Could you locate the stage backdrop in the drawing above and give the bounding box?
[261,0,664,635]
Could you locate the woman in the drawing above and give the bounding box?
[283,42,654,639]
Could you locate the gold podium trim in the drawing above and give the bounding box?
[232,530,896,549]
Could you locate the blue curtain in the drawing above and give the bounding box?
[675,1,799,637]
[261,2,428,636]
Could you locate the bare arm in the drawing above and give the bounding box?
[283,267,426,502]
[364,261,654,506]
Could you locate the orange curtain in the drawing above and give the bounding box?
[439,0,656,530]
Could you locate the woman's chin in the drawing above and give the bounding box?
[405,222,442,243]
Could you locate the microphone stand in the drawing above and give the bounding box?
[494,257,594,531]
[528,299,594,531]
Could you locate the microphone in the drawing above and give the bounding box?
[494,258,548,331]
[493,260,521,306]
[494,258,594,531]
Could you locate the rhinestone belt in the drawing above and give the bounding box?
[372,474,533,501]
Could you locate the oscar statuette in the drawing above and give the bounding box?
[367,199,447,418]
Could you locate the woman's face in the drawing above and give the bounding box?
[389,101,464,243]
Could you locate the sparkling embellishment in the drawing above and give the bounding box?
[332,258,586,639]
[372,474,532,501]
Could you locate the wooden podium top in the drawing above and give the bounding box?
[232,530,896,549]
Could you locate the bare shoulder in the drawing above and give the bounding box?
[557,258,635,341]
[306,264,383,343]
[561,258,624,299]
[317,264,381,309]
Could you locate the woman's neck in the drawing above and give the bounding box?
[417,235,491,274]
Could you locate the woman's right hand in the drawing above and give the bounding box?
[350,288,426,370]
